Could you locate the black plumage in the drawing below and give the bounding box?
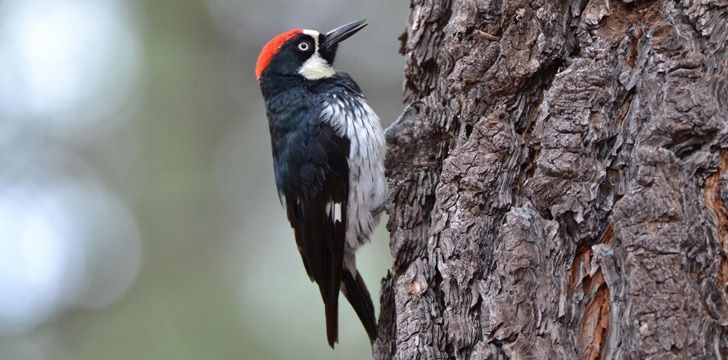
[257,20,380,348]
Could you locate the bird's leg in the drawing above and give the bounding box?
[371,201,386,218]
[372,101,423,218]
[384,101,423,143]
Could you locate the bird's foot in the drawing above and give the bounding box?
[371,201,386,218]
[384,101,423,143]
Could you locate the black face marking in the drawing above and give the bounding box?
[287,34,315,60]
[297,38,313,53]
[318,33,337,64]
[261,34,318,80]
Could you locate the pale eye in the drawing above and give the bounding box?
[298,42,310,51]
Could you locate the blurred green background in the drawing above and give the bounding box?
[0,1,406,359]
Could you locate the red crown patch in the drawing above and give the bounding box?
[255,29,303,80]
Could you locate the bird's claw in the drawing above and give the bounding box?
[384,101,423,143]
[371,201,386,218]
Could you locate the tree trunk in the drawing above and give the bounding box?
[374,0,728,359]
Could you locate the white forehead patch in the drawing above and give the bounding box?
[299,29,334,80]
[302,29,320,42]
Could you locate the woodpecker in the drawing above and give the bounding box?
[255,19,385,347]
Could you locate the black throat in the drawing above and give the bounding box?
[259,72,319,100]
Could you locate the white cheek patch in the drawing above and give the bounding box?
[299,29,335,80]
[300,54,335,80]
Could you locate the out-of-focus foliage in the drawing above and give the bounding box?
[0,0,406,359]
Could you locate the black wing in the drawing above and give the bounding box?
[274,111,350,347]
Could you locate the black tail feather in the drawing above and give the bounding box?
[342,269,377,342]
[325,294,338,347]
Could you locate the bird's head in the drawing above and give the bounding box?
[255,19,367,83]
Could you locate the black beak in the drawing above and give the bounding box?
[321,19,367,50]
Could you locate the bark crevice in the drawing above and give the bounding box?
[376,1,728,359]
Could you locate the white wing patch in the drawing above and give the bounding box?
[326,201,343,223]
[321,95,386,252]
[334,203,342,222]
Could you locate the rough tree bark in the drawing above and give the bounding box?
[374,0,728,359]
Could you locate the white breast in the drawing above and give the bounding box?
[321,95,386,253]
